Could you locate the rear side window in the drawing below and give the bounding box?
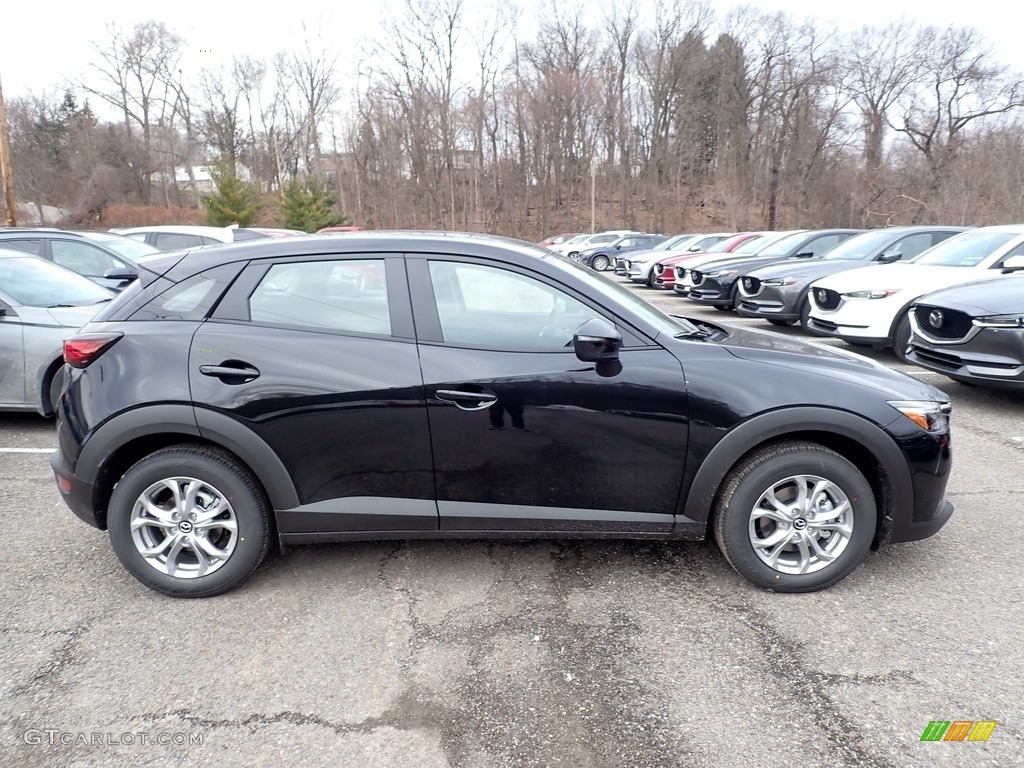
[248,259,391,335]
[129,264,239,321]
[154,232,208,250]
[0,238,43,255]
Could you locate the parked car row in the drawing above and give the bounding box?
[613,224,1024,390]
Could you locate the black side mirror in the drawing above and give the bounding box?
[794,251,815,258]
[1001,254,1024,273]
[573,318,622,362]
[877,251,902,263]
[103,267,138,281]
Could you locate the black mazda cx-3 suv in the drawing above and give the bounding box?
[51,232,954,597]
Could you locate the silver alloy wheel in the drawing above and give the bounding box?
[748,474,852,575]
[129,476,239,578]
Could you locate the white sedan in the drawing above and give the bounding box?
[806,225,1024,359]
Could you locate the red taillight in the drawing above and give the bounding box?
[63,333,124,368]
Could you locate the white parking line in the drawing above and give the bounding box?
[0,448,54,453]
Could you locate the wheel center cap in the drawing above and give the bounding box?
[793,518,808,531]
[178,520,194,534]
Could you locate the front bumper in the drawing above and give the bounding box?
[907,328,1024,390]
[687,277,735,306]
[736,284,803,321]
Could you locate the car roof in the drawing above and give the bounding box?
[139,230,552,277]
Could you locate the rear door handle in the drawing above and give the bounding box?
[435,388,498,410]
[199,363,261,383]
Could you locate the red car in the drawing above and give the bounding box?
[651,232,765,289]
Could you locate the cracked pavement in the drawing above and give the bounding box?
[2,298,1023,768]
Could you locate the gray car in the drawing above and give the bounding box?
[907,267,1024,389]
[735,226,969,327]
[0,250,114,416]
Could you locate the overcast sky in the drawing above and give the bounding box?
[2,0,1019,103]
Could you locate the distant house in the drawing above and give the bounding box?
[14,202,67,226]
[161,164,253,195]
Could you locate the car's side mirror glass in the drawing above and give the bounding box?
[573,318,622,363]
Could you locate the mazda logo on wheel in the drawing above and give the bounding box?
[928,310,944,328]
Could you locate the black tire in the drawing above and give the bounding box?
[592,254,610,271]
[768,318,795,326]
[798,297,812,332]
[892,310,913,363]
[712,441,876,593]
[107,446,271,598]
[47,366,66,418]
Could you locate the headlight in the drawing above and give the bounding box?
[974,313,1024,328]
[631,257,648,265]
[706,269,737,278]
[763,277,806,286]
[887,400,951,432]
[845,289,901,299]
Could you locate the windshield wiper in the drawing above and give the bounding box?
[675,327,713,340]
[47,304,74,308]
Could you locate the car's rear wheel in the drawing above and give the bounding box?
[107,446,270,598]
[592,255,610,271]
[713,441,876,592]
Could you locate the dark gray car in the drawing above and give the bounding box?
[736,226,969,327]
[906,265,1024,389]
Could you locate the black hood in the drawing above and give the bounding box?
[715,324,949,402]
[913,274,1024,315]
[743,258,874,282]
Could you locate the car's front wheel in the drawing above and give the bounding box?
[713,441,876,592]
[892,310,913,363]
[107,446,270,598]
[591,254,610,271]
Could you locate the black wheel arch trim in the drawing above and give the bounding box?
[680,406,911,535]
[75,404,300,512]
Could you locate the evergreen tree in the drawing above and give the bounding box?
[279,176,350,233]
[201,163,261,226]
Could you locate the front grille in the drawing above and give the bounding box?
[739,276,761,296]
[654,263,664,275]
[674,266,686,280]
[813,287,841,310]
[914,304,973,341]
[690,270,705,286]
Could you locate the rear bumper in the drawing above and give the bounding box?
[50,450,102,529]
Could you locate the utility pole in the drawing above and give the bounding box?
[590,157,597,233]
[0,73,17,226]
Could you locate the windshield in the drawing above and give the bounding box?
[0,255,114,307]
[732,232,783,255]
[656,234,697,251]
[706,235,744,253]
[81,233,160,261]
[544,252,697,337]
[910,230,1018,267]
[752,232,808,258]
[822,229,898,261]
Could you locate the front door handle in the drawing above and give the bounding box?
[435,388,498,410]
[199,362,261,383]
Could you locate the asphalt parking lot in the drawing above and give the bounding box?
[2,276,1022,768]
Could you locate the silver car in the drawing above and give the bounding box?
[0,249,114,416]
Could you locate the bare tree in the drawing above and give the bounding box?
[82,21,185,204]
[893,25,1024,219]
